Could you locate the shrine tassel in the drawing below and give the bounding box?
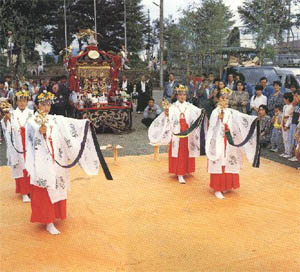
[55,120,90,169]
[224,118,261,168]
[54,121,113,180]
[89,123,113,180]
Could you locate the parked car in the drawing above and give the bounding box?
[280,67,300,84]
[274,67,300,89]
[223,66,280,86]
[222,66,282,96]
[274,54,300,66]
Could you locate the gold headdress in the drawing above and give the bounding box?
[15,89,29,99]
[175,84,188,94]
[37,90,55,103]
[220,87,233,96]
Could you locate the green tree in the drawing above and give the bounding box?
[45,0,147,54]
[126,0,147,53]
[157,0,235,75]
[238,0,299,49]
[0,0,59,75]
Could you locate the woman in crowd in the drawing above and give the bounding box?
[250,85,267,116]
[268,81,284,117]
[229,80,249,114]
[217,80,233,96]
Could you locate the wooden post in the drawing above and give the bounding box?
[154,145,160,160]
[113,146,118,163]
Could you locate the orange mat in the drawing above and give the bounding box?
[0,155,299,272]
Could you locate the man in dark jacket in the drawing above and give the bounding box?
[119,75,133,94]
[52,76,70,116]
[136,75,151,113]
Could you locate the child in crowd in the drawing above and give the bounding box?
[294,117,300,169]
[270,105,283,152]
[295,117,300,170]
[258,104,272,147]
[288,90,300,161]
[281,92,294,158]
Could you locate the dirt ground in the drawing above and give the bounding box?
[0,155,299,272]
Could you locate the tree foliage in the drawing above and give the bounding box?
[156,0,235,75]
[0,0,59,74]
[43,0,147,54]
[0,0,148,75]
[238,0,300,49]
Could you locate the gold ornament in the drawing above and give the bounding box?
[162,98,170,110]
[0,100,12,114]
[35,110,49,126]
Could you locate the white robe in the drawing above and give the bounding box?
[148,101,204,158]
[25,114,100,203]
[206,107,258,174]
[1,107,33,178]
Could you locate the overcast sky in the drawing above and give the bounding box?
[142,0,246,46]
[143,0,243,25]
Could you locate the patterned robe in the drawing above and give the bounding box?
[148,101,204,158]
[1,107,33,178]
[25,114,99,203]
[206,107,258,174]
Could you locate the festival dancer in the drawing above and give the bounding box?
[205,93,260,199]
[148,85,206,184]
[25,90,112,235]
[1,90,33,202]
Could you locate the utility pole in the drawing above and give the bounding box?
[124,0,127,50]
[287,0,291,47]
[159,0,164,91]
[147,9,151,62]
[64,0,68,50]
[94,0,97,35]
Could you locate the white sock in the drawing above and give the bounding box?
[22,195,31,203]
[46,223,60,235]
[215,191,225,199]
[178,175,186,184]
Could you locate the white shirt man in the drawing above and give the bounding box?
[141,81,146,93]
[250,95,267,110]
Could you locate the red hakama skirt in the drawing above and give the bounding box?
[30,185,66,224]
[30,134,66,224]
[210,134,240,192]
[15,127,31,195]
[15,169,31,195]
[169,116,195,175]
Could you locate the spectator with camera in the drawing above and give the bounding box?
[141,98,162,128]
